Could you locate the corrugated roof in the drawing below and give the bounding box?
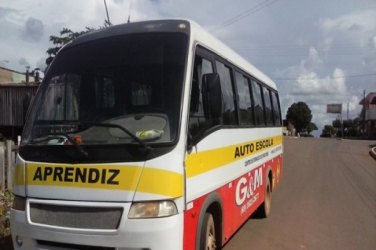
[359,92,376,105]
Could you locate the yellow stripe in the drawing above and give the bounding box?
[186,135,282,178]
[26,163,142,191]
[137,168,183,197]
[25,163,183,198]
[14,164,25,186]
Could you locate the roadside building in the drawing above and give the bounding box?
[359,92,376,139]
[0,67,39,141]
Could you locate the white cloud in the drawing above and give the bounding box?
[371,35,376,49]
[348,95,361,114]
[36,57,47,71]
[301,47,322,71]
[280,47,347,97]
[320,37,333,55]
[278,43,353,136]
[0,0,374,136]
[22,17,44,41]
[318,9,376,74]
[18,57,30,66]
[320,10,376,35]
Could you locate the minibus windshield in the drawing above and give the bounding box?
[23,33,187,148]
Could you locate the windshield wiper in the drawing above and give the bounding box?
[30,134,89,158]
[79,121,152,154]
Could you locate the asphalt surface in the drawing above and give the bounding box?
[223,137,376,250]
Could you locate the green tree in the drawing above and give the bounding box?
[332,119,341,129]
[321,125,335,137]
[286,101,313,133]
[45,21,112,67]
[307,122,318,134]
[45,27,93,66]
[332,119,360,137]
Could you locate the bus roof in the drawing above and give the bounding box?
[67,19,277,90]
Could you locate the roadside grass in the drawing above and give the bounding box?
[0,188,13,250]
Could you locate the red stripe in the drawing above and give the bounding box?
[183,155,282,249]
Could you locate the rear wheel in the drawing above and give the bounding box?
[256,177,272,218]
[200,212,217,250]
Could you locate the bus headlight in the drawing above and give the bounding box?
[128,201,177,219]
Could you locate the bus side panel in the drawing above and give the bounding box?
[183,194,207,250]
[183,154,282,249]
[220,155,283,243]
[220,162,266,243]
[271,154,283,189]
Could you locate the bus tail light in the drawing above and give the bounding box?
[128,201,177,219]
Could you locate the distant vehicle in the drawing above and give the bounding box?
[10,19,283,250]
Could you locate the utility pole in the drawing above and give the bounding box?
[347,102,349,121]
[363,89,366,137]
[341,108,344,139]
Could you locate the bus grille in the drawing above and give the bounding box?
[29,203,123,229]
[37,240,115,250]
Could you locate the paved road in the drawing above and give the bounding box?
[223,137,376,250]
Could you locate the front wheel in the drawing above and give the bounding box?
[200,212,217,250]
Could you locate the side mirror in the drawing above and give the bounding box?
[202,73,222,119]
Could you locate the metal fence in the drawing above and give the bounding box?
[0,140,17,190]
[0,84,38,127]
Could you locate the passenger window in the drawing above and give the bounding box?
[251,80,265,126]
[271,91,282,126]
[190,57,213,114]
[215,61,237,125]
[189,55,214,140]
[263,87,273,126]
[235,71,253,125]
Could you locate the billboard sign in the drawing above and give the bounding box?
[327,104,342,114]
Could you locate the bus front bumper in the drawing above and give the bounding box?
[10,201,183,250]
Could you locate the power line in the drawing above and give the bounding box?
[212,0,280,32]
[233,41,373,49]
[234,43,375,57]
[245,52,373,57]
[221,0,278,27]
[273,73,376,81]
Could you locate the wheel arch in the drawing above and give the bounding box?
[195,192,223,249]
[266,166,273,191]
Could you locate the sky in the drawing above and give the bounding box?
[1,0,376,136]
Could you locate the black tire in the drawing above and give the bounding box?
[255,177,272,218]
[200,212,217,250]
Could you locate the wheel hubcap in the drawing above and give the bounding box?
[207,231,216,250]
[206,216,216,250]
